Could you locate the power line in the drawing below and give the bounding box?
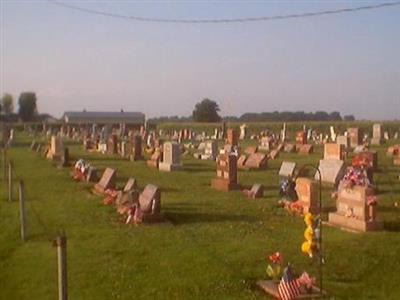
[48,1,400,24]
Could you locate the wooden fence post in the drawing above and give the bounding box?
[18,180,26,241]
[2,149,6,183]
[8,161,13,202]
[55,234,68,300]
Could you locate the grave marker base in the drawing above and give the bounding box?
[328,213,383,232]
[211,178,239,191]
[256,280,325,299]
[158,162,182,172]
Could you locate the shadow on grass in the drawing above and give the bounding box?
[166,211,257,225]
[78,155,127,162]
[183,162,215,173]
[384,221,400,232]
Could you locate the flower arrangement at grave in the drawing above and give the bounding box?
[279,178,297,201]
[278,178,302,214]
[262,252,317,299]
[301,213,320,258]
[103,188,119,205]
[338,166,371,189]
[125,204,143,225]
[73,159,90,181]
[266,252,282,281]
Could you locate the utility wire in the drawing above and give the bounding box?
[48,0,400,24]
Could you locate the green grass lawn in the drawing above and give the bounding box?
[1,132,400,299]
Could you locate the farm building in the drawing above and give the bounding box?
[62,111,145,126]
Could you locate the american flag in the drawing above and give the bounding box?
[278,265,301,300]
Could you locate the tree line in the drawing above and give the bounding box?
[149,98,355,123]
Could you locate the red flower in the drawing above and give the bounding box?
[268,252,282,264]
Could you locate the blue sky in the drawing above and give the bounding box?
[1,0,400,119]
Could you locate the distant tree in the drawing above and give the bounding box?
[343,115,355,121]
[18,92,38,121]
[329,111,342,121]
[1,93,14,114]
[192,98,221,122]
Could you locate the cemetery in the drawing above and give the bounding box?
[2,2,400,299]
[1,121,400,299]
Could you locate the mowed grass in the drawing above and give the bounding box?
[1,131,400,299]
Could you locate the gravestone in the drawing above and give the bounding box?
[211,154,239,191]
[297,144,313,155]
[259,137,272,151]
[279,161,296,178]
[384,131,389,140]
[120,141,128,158]
[244,153,267,169]
[60,147,70,167]
[269,149,279,160]
[139,184,161,215]
[47,135,63,160]
[324,143,344,160]
[226,129,238,146]
[239,124,247,140]
[107,135,118,155]
[295,178,319,214]
[243,183,264,199]
[295,131,307,145]
[203,140,218,160]
[283,143,296,153]
[371,123,383,145]
[130,135,142,161]
[353,145,366,154]
[98,142,107,153]
[336,135,349,149]
[94,168,116,194]
[316,143,346,184]
[316,159,345,185]
[328,186,383,232]
[86,167,98,182]
[330,126,337,142]
[237,155,248,170]
[146,149,162,169]
[159,142,182,171]
[281,123,287,142]
[348,128,361,148]
[123,178,137,193]
[244,146,258,155]
[30,140,37,150]
[250,184,264,198]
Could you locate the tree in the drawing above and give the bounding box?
[1,93,14,114]
[343,115,355,121]
[18,92,38,121]
[192,98,221,122]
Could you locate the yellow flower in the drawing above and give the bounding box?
[304,226,313,242]
[304,213,313,226]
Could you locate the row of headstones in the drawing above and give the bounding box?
[91,167,163,223]
[30,136,70,167]
[208,140,383,232]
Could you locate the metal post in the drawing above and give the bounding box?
[2,149,6,183]
[18,180,26,241]
[8,161,13,202]
[297,164,323,297]
[55,234,68,300]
